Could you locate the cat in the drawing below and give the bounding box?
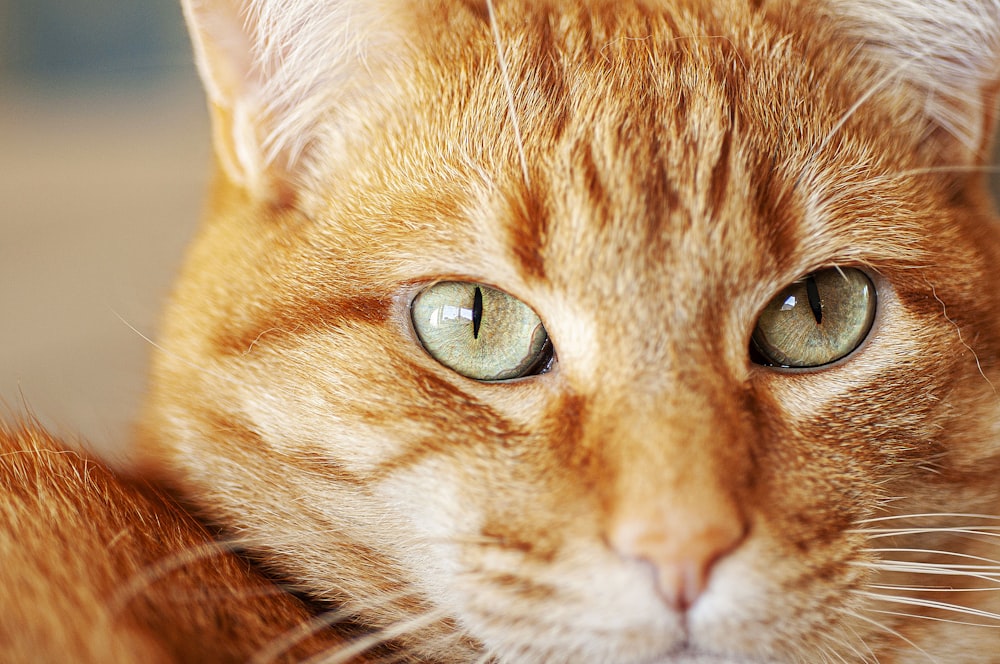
[7,0,1000,661]
[128,0,1000,661]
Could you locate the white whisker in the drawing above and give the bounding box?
[485,0,530,186]
[250,585,444,664]
[844,623,880,664]
[308,607,450,664]
[853,527,1000,539]
[816,629,870,664]
[819,646,846,664]
[869,583,1000,594]
[864,548,1000,565]
[250,606,356,664]
[891,164,1000,178]
[108,539,242,615]
[855,561,1000,586]
[797,50,928,188]
[112,310,241,386]
[859,590,1000,623]
[855,513,1000,524]
[837,608,939,664]
[868,608,1000,630]
[927,281,997,395]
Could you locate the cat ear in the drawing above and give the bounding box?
[832,0,1000,162]
[181,0,405,197]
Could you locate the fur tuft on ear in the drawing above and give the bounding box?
[182,0,408,197]
[829,0,1000,161]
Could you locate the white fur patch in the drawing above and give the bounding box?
[830,0,1000,150]
[183,0,408,190]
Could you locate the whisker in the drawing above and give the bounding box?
[869,583,1000,594]
[854,513,1000,525]
[836,608,939,664]
[306,606,451,664]
[797,50,927,188]
[252,587,458,664]
[844,623,881,664]
[868,608,1000,630]
[853,527,1000,539]
[250,606,357,664]
[485,0,530,186]
[815,629,868,664]
[927,281,997,395]
[112,311,242,385]
[817,645,844,664]
[855,561,1000,586]
[863,548,1000,565]
[108,539,245,614]
[858,590,1000,623]
[890,164,1000,178]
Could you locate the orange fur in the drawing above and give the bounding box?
[0,422,357,662]
[9,0,1000,661]
[138,0,1000,661]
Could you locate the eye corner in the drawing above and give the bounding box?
[748,338,781,369]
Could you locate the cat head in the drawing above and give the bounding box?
[141,0,1000,661]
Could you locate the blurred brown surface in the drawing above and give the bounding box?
[0,80,209,457]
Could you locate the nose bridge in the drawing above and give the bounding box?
[627,273,734,393]
[609,374,750,495]
[603,377,752,609]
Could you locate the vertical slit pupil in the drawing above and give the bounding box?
[472,286,484,339]
[805,275,822,324]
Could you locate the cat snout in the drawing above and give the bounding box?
[609,506,748,611]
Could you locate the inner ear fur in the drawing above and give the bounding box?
[827,0,1000,164]
[182,0,411,200]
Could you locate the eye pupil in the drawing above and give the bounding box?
[472,286,484,339]
[751,268,876,368]
[805,274,823,324]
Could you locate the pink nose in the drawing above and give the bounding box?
[610,509,747,611]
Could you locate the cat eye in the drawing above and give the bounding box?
[751,268,876,368]
[411,282,553,381]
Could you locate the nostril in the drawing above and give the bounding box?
[610,512,748,611]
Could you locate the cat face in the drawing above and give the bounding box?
[141,0,1000,661]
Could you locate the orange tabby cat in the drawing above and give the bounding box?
[21,0,1000,661]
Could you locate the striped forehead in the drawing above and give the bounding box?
[448,26,791,302]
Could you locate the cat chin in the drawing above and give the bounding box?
[613,650,767,664]
[454,594,764,664]
[657,656,762,664]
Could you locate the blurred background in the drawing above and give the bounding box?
[0,0,208,457]
[2,2,1000,460]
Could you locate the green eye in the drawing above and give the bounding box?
[411,282,553,381]
[751,268,876,368]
